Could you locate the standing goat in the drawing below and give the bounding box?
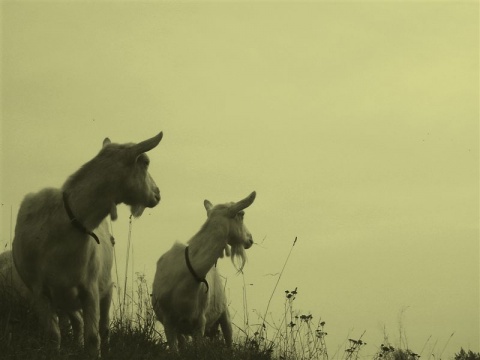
[12,132,163,357]
[152,191,256,351]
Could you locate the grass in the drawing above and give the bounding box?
[0,269,273,360]
[0,235,474,360]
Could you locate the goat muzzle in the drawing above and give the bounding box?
[244,238,254,249]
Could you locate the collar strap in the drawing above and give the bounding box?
[185,246,209,293]
[62,192,100,244]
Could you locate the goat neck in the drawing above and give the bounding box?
[187,220,228,279]
[61,182,116,232]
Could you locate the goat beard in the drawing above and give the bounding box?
[130,205,146,218]
[229,244,247,272]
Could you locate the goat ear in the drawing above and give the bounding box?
[204,200,213,212]
[103,138,111,148]
[228,191,256,217]
[130,132,163,158]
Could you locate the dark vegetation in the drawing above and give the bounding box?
[1,237,476,360]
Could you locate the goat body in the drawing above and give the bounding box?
[12,210,113,344]
[153,243,231,343]
[152,192,256,351]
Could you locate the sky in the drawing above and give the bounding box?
[0,1,478,359]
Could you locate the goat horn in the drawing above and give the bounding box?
[229,191,256,216]
[131,131,163,157]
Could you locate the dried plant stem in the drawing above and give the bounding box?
[258,236,297,332]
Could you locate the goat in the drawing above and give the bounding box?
[12,132,163,357]
[0,250,30,302]
[152,191,256,351]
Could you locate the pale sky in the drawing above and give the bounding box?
[1,2,478,359]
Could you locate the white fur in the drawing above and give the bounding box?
[152,192,256,351]
[11,132,163,357]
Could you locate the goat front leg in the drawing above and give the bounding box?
[178,334,188,349]
[163,321,179,352]
[57,310,83,348]
[218,310,233,347]
[191,314,207,346]
[69,310,84,347]
[80,286,101,358]
[99,285,113,352]
[35,295,61,350]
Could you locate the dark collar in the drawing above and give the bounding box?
[62,192,100,244]
[185,246,209,292]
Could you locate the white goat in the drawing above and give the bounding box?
[152,191,256,351]
[12,132,163,357]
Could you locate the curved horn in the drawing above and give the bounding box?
[228,191,256,217]
[130,131,163,157]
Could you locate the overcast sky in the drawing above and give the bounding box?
[1,2,478,358]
